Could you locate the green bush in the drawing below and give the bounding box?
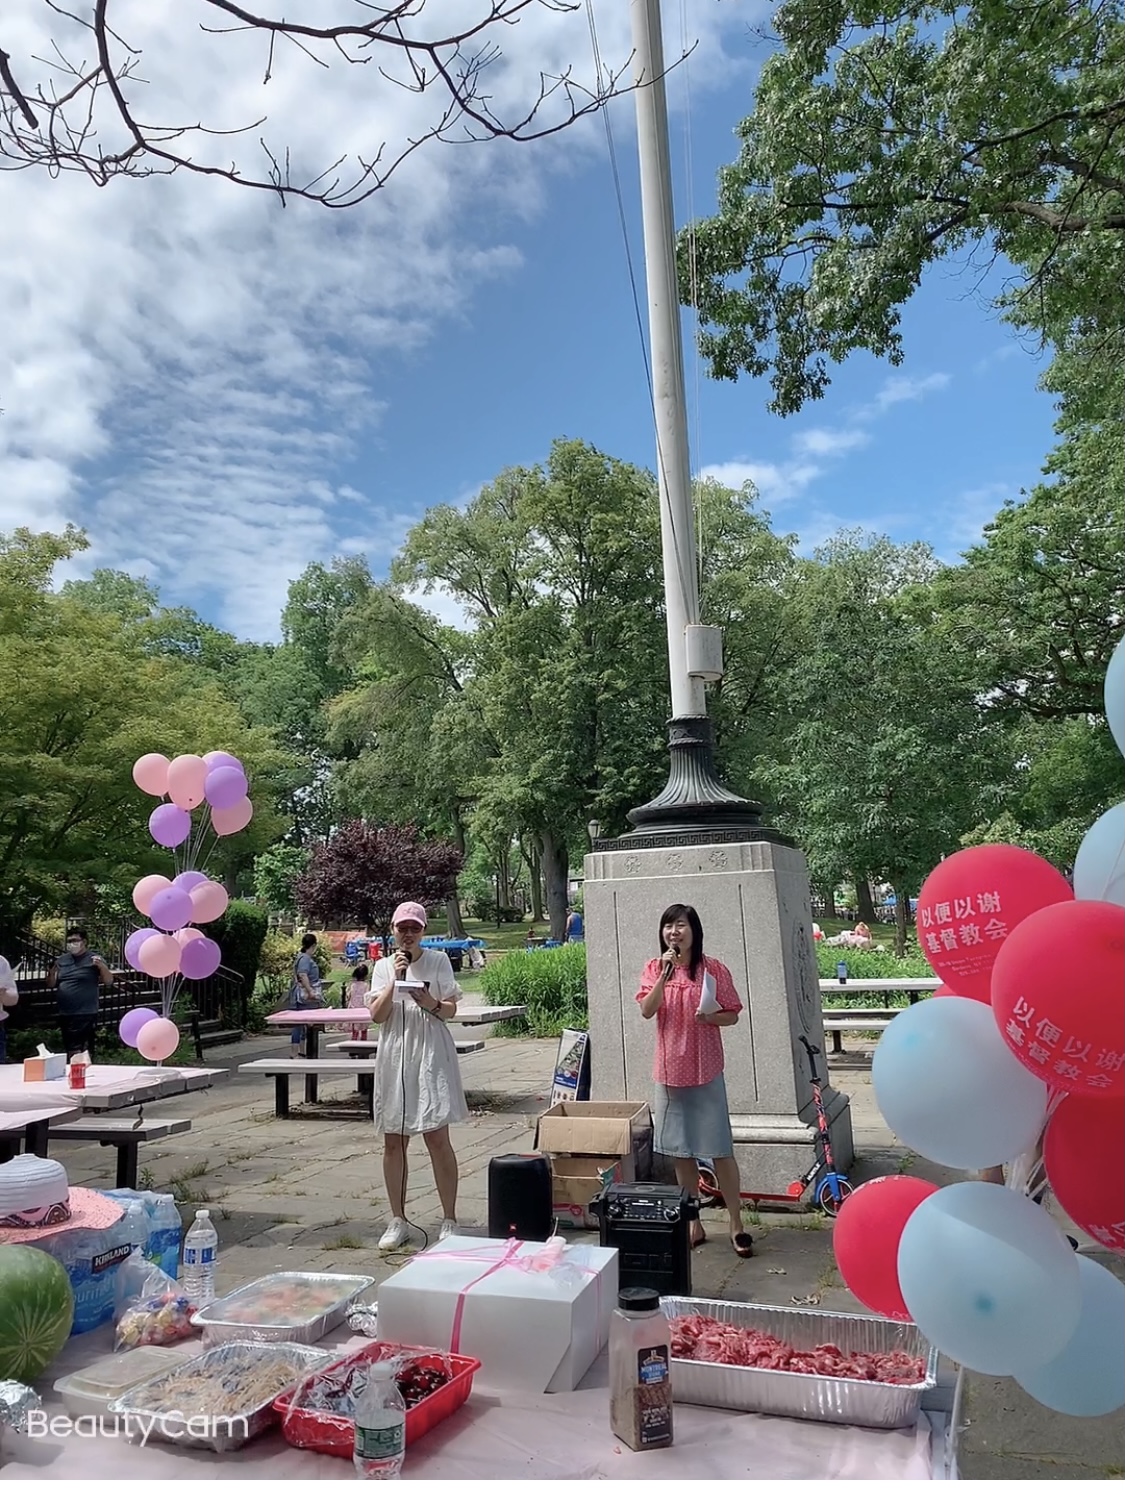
[480,943,587,1036]
[815,943,931,980]
[213,901,270,996]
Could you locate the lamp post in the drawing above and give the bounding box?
[619,0,773,846]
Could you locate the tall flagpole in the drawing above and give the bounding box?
[618,0,767,843]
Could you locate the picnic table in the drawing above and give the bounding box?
[0,1062,230,1115]
[817,977,942,1054]
[0,1103,82,1163]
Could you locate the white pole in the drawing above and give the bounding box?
[630,0,706,721]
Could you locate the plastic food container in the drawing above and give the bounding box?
[661,1297,937,1430]
[273,1340,481,1457]
[192,1271,374,1347]
[108,1340,333,1453]
[54,1348,179,1419]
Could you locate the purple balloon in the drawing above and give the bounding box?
[149,886,194,933]
[149,802,192,848]
[173,870,208,892]
[204,751,243,773]
[119,1006,159,1049]
[125,928,159,972]
[179,936,222,980]
[205,765,249,811]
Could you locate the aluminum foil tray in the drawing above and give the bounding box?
[108,1341,332,1453]
[192,1271,375,1347]
[661,1297,937,1431]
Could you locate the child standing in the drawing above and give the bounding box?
[348,964,371,1040]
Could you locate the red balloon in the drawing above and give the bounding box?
[916,845,1072,1002]
[992,900,1125,1099]
[930,983,957,998]
[1043,1094,1124,1252]
[831,1175,940,1320]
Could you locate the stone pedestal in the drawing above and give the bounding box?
[583,836,853,1200]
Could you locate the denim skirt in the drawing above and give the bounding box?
[653,1073,734,1159]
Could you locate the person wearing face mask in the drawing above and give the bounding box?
[47,926,113,1060]
[366,902,469,1251]
[636,902,753,1258]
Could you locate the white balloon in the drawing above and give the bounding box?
[1106,635,1125,757]
[1074,802,1125,907]
[872,996,1049,1169]
[898,1182,1082,1377]
[1015,1255,1125,1417]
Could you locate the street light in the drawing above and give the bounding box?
[588,819,602,846]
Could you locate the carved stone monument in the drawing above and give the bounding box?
[584,827,854,1200]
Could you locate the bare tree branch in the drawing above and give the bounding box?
[0,0,640,207]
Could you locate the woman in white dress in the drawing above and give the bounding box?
[366,901,469,1249]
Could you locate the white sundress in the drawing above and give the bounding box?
[367,949,470,1135]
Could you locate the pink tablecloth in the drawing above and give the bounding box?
[0,1325,936,1481]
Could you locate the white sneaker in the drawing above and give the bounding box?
[439,1219,458,1242]
[378,1217,414,1250]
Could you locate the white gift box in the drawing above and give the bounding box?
[376,1235,618,1393]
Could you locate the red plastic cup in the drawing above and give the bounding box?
[68,1061,87,1090]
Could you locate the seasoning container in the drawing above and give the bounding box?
[609,1286,673,1451]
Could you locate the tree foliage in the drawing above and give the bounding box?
[684,0,1125,412]
[295,820,462,940]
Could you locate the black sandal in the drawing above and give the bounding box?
[731,1232,754,1259]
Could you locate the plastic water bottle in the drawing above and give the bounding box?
[181,1209,218,1305]
[353,1361,406,1479]
[121,1200,149,1254]
[150,1193,183,1278]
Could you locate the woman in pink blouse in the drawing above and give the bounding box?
[636,903,753,1258]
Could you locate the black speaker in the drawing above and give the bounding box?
[591,1183,696,1296]
[487,1153,553,1242]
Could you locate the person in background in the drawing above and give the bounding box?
[348,963,371,1040]
[0,954,18,1063]
[47,927,112,1059]
[565,904,584,942]
[288,932,326,1057]
[636,903,754,1259]
[366,902,469,1250]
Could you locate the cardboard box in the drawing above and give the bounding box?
[377,1236,618,1393]
[23,1051,66,1082]
[536,1100,653,1228]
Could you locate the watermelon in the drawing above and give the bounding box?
[0,1243,75,1382]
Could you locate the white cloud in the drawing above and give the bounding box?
[793,426,870,458]
[697,459,822,507]
[0,0,748,640]
[863,372,952,417]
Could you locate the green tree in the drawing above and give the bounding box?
[766,533,1002,952]
[252,843,312,917]
[684,0,1124,412]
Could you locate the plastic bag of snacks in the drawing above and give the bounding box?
[114,1249,196,1349]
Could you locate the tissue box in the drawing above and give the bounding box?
[23,1051,66,1081]
[377,1236,617,1393]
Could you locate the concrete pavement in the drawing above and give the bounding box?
[53,1031,1125,1480]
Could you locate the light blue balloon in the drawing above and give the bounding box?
[1015,1255,1125,1417]
[1074,801,1125,907]
[1106,635,1124,757]
[898,1182,1081,1377]
[872,996,1049,1169]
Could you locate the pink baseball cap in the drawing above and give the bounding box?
[392,901,428,928]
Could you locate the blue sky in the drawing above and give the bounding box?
[0,1,1059,640]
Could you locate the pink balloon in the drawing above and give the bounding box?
[180,936,221,980]
[211,797,253,836]
[149,802,192,848]
[137,933,181,979]
[166,754,208,810]
[205,765,248,811]
[173,871,208,892]
[124,928,159,971]
[203,750,243,772]
[136,1016,180,1062]
[133,874,171,916]
[190,880,229,924]
[149,886,194,932]
[174,926,204,947]
[132,752,171,797]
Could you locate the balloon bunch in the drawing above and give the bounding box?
[119,750,255,1063]
[833,635,1125,1419]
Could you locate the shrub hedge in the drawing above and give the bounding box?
[480,942,588,1036]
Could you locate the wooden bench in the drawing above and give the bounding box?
[240,1044,485,1119]
[49,1117,193,1187]
[822,1008,902,1055]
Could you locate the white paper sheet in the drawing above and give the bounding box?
[698,971,721,1016]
